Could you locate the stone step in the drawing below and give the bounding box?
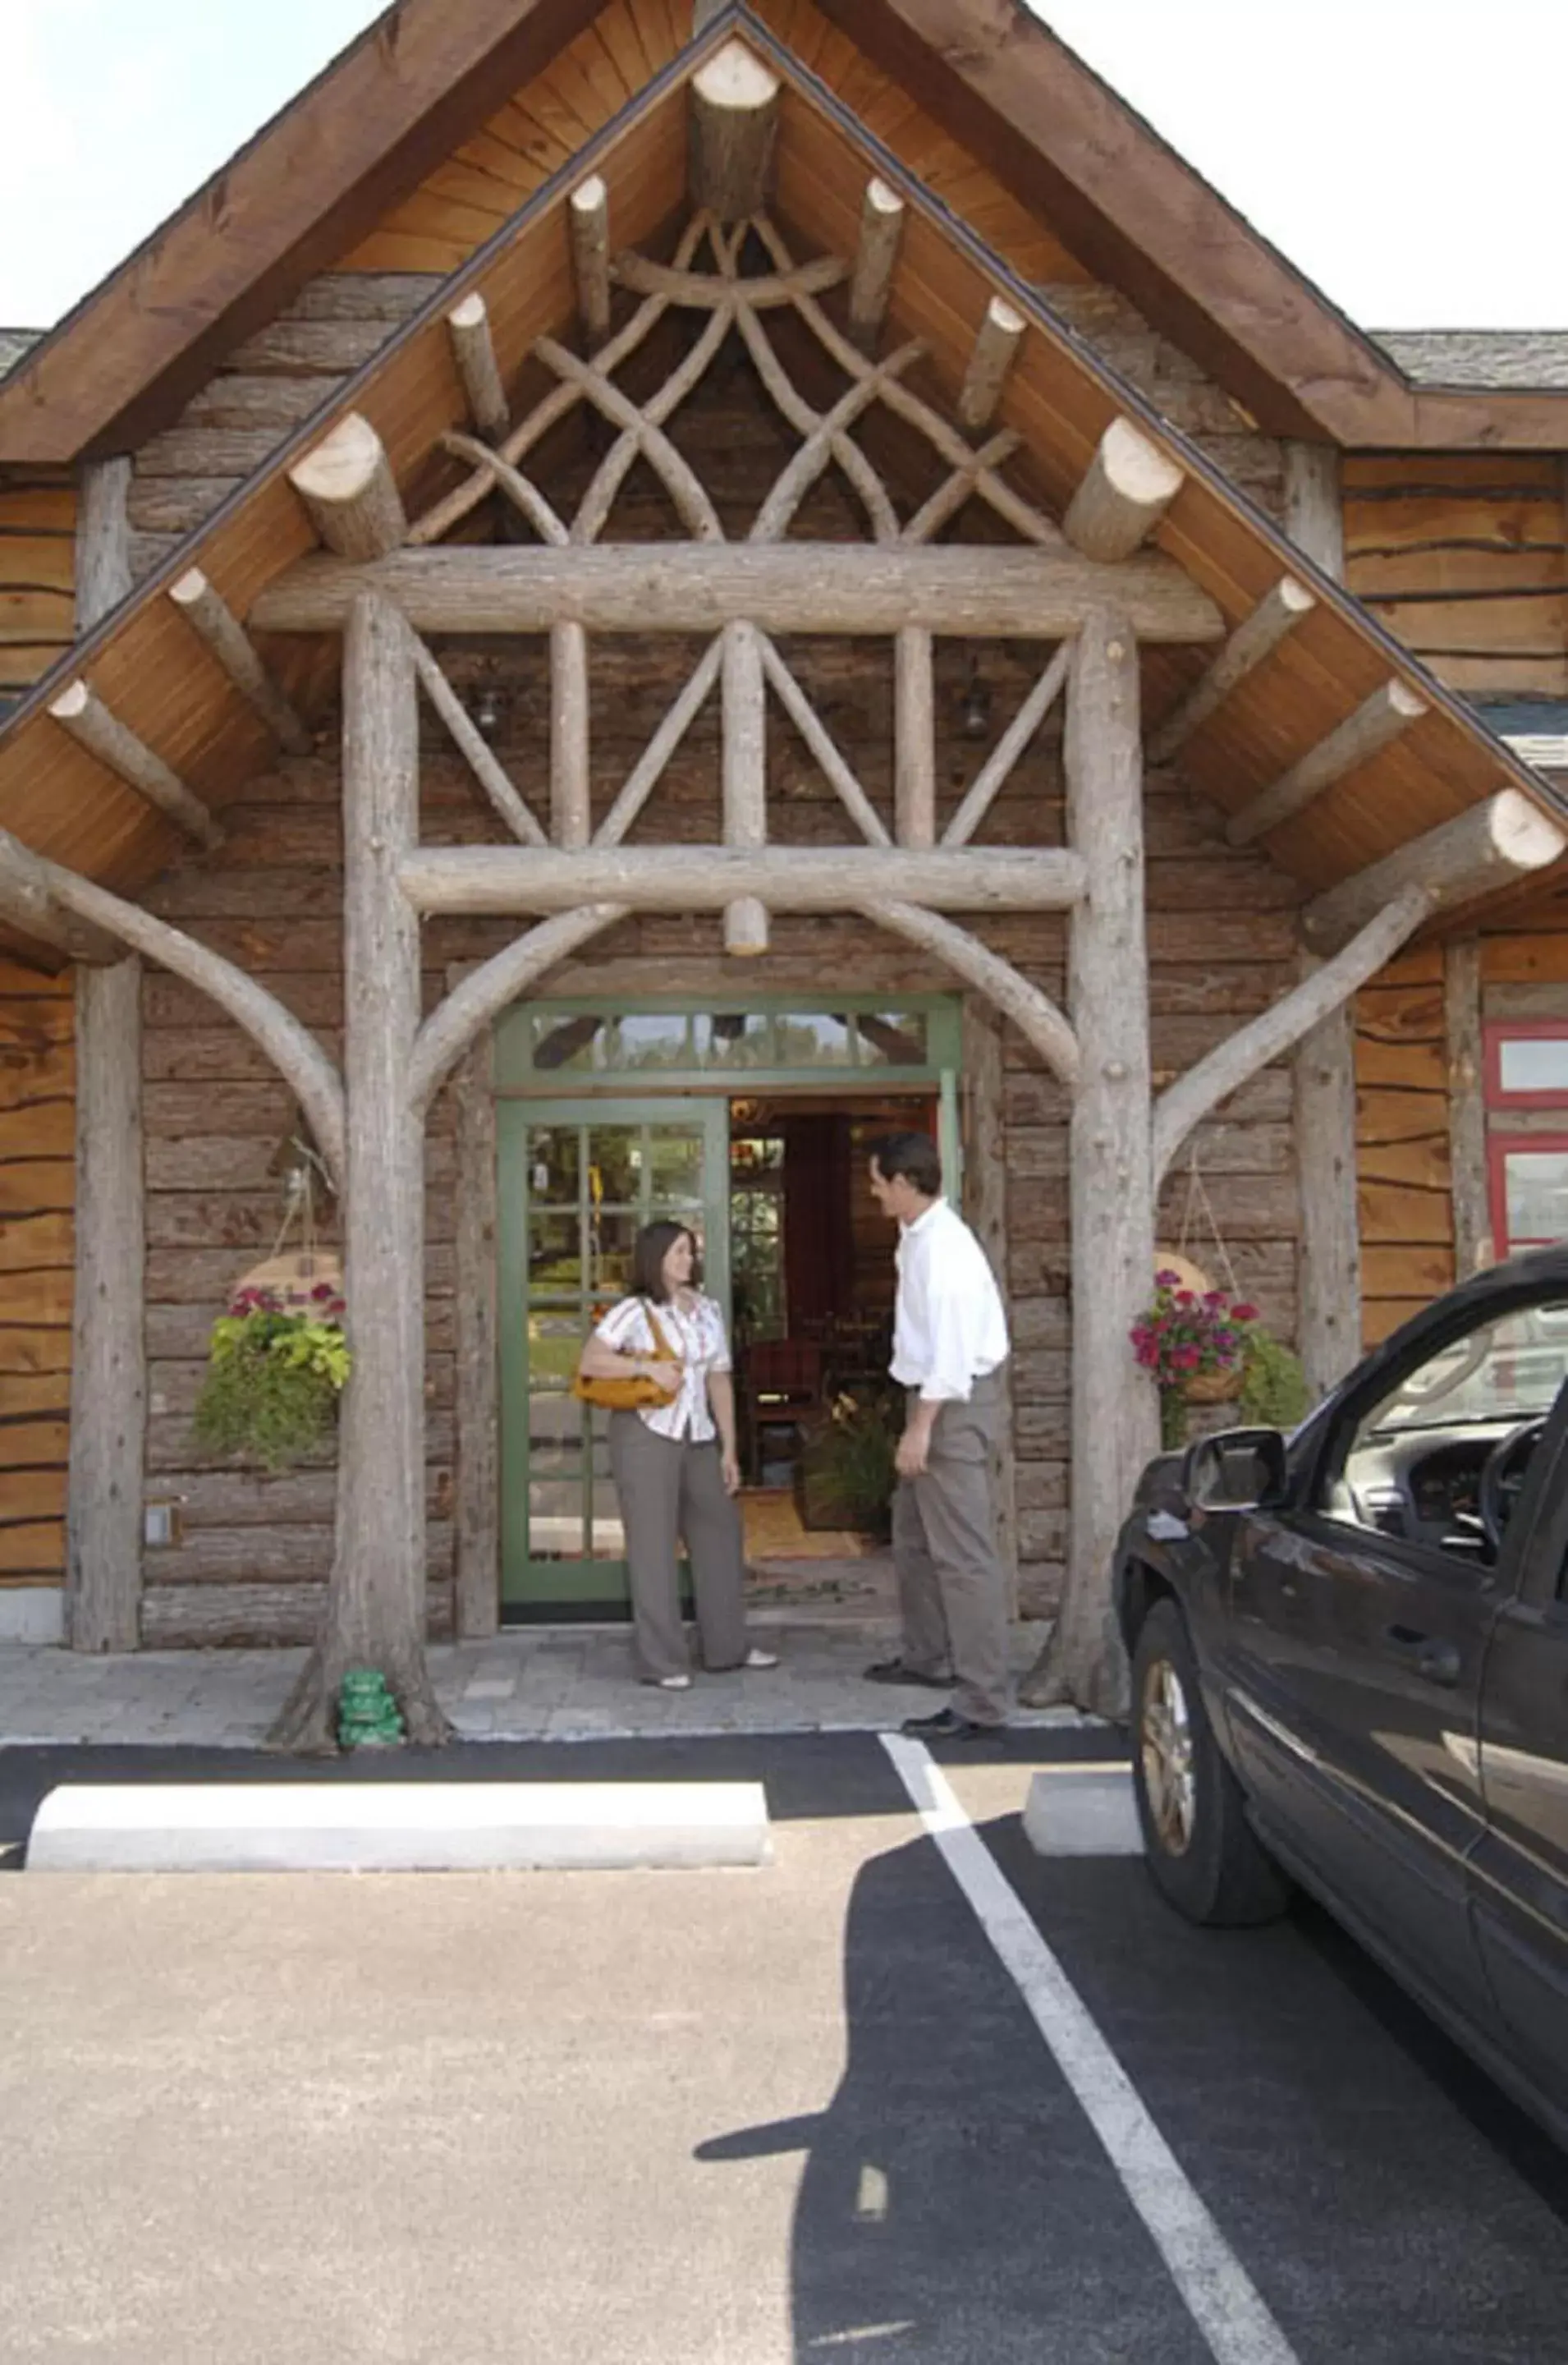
[25,1780,772,1874]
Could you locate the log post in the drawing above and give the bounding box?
[1066,613,1158,1699]
[957,298,1025,434]
[551,622,591,848]
[569,177,612,350]
[1446,938,1491,1274]
[1283,442,1345,580]
[1024,614,1156,1717]
[1063,419,1183,562]
[963,998,1020,1614]
[688,42,780,222]
[454,1035,500,1640]
[288,413,407,560]
[66,457,143,1651]
[75,458,132,631]
[1304,791,1566,948]
[847,178,905,351]
[446,294,510,443]
[1226,678,1427,847]
[66,957,144,1652]
[272,593,444,1748]
[1147,577,1315,764]
[48,681,222,848]
[722,618,768,955]
[168,568,313,755]
[895,627,936,847]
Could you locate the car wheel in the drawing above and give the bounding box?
[1130,1597,1289,1927]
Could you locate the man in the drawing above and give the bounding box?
[864,1130,1011,1739]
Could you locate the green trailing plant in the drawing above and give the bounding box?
[193,1282,351,1472]
[1239,1329,1311,1431]
[803,1387,901,1533]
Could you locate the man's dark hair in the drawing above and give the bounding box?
[868,1130,942,1198]
[629,1219,699,1303]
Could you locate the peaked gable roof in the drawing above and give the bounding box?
[2,0,1566,469]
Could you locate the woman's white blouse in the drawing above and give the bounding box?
[593,1293,732,1442]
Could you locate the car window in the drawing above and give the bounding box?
[1316,1301,1568,1569]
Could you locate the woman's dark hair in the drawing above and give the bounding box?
[868,1129,942,1198]
[629,1219,699,1304]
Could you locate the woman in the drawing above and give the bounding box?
[578,1220,779,1690]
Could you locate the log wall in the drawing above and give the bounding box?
[1344,453,1568,701]
[0,958,73,1585]
[0,475,76,703]
[1355,945,1454,1346]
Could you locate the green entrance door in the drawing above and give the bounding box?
[497,1098,731,1614]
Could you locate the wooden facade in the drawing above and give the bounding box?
[1,0,1566,1715]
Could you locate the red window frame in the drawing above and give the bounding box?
[1488,1132,1568,1256]
[1483,1018,1568,1108]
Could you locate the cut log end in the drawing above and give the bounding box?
[447,292,487,332]
[689,39,780,222]
[288,411,407,562]
[1063,416,1185,563]
[724,897,770,957]
[570,172,607,219]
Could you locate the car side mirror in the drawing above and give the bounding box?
[1183,1426,1289,1513]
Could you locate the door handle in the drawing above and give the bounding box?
[1384,1626,1462,1687]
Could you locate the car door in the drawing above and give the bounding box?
[1468,1406,1568,2119]
[1222,1297,1568,2035]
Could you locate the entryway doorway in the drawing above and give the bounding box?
[493,994,961,1621]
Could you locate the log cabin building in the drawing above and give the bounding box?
[3,0,1568,1683]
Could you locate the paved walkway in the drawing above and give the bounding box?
[0,1621,1076,1747]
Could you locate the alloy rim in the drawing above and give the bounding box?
[1139,1656,1197,1857]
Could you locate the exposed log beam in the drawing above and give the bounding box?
[0,854,120,965]
[1303,789,1567,948]
[1446,939,1491,1273]
[943,641,1072,849]
[251,544,1226,643]
[410,908,626,1116]
[287,411,407,560]
[689,40,779,222]
[398,844,1089,917]
[446,292,510,443]
[895,627,936,848]
[847,177,905,351]
[1226,678,1427,847]
[551,622,591,850]
[48,680,222,850]
[957,297,1026,434]
[871,902,1080,1086]
[569,175,612,349]
[1147,576,1316,765]
[439,429,568,545]
[168,567,313,755]
[0,827,345,1185]
[408,632,546,847]
[722,620,768,957]
[1063,417,1185,563]
[1152,884,1434,1188]
[612,252,843,310]
[1295,980,1362,1397]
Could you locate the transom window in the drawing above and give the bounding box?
[497,996,958,1090]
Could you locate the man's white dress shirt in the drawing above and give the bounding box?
[890,1197,1010,1404]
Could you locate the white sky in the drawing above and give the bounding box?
[1,2,1563,334]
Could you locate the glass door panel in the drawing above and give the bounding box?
[498,1097,730,1613]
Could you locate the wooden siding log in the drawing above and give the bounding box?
[1034,613,1156,1719]
[287,411,407,560]
[66,957,144,1652]
[1445,939,1490,1271]
[250,544,1226,642]
[1062,418,1184,563]
[0,829,345,1187]
[48,681,222,850]
[1226,679,1428,847]
[167,568,314,755]
[721,619,768,957]
[957,297,1027,434]
[445,292,510,443]
[1152,886,1434,1189]
[74,456,132,631]
[847,178,905,351]
[569,175,612,350]
[397,845,1089,917]
[1304,790,1567,948]
[689,41,780,222]
[1147,577,1316,764]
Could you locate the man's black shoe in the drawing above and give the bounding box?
[864,1658,955,1690]
[900,1706,1002,1741]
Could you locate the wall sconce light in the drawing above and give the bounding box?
[471,685,503,739]
[960,658,992,741]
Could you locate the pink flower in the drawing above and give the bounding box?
[310,1282,334,1302]
[1231,1302,1260,1325]
[1172,1344,1200,1371]
[1175,1289,1196,1308]
[1154,1268,1181,1287]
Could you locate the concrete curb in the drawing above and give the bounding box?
[1022,1766,1142,1858]
[24,1780,772,1873]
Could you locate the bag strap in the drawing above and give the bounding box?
[642,1300,679,1362]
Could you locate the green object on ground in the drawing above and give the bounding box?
[337,1667,406,1750]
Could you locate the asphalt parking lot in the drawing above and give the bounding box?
[1,1730,1566,2364]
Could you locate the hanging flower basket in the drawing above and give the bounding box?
[192,1277,351,1472]
[1181,1365,1245,1407]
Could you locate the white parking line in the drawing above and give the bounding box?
[883,1735,1301,2365]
